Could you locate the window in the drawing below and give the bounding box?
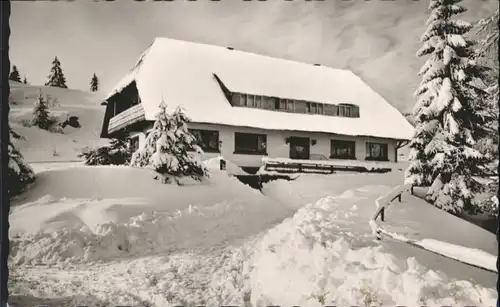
[234,132,267,155]
[279,99,287,110]
[286,100,294,112]
[338,104,358,117]
[330,140,356,159]
[130,135,140,152]
[248,95,255,107]
[317,103,323,114]
[366,142,388,161]
[239,94,246,106]
[255,96,262,108]
[307,102,324,114]
[189,129,220,152]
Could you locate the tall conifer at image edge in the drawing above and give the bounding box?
[8,127,35,197]
[1,1,11,304]
[405,0,491,214]
[474,9,499,216]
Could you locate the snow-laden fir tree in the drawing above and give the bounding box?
[130,100,208,183]
[45,56,67,88]
[79,138,133,166]
[23,75,28,84]
[90,73,99,92]
[9,65,21,82]
[405,0,491,214]
[474,9,499,215]
[8,127,35,197]
[32,90,52,130]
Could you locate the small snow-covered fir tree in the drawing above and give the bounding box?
[405,0,491,214]
[45,56,67,88]
[79,138,133,166]
[8,127,35,197]
[130,100,208,183]
[32,90,52,130]
[9,65,21,82]
[23,75,28,84]
[90,73,99,92]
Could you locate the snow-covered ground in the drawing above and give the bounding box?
[8,81,108,162]
[8,164,497,307]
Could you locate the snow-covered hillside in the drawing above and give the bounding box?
[8,164,497,307]
[8,81,108,162]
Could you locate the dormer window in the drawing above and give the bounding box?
[255,96,262,108]
[306,102,323,114]
[338,104,360,118]
[230,92,359,118]
[247,94,255,107]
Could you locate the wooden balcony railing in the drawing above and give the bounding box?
[108,104,146,134]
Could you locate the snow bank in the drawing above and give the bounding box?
[249,191,496,306]
[262,171,404,209]
[417,239,497,272]
[9,166,293,264]
[370,184,497,273]
[203,156,248,175]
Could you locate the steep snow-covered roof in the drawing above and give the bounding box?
[104,37,414,140]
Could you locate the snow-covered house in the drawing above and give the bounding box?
[100,37,414,172]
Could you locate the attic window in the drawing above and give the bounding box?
[314,64,321,66]
[227,47,234,50]
[306,102,323,114]
[338,104,360,118]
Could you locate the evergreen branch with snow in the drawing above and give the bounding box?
[130,101,209,184]
[405,0,494,214]
[8,126,35,198]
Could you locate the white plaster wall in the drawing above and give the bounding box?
[186,123,398,168]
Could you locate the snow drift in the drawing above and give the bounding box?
[9,166,294,264]
[9,167,497,306]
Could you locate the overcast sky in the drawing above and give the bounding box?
[10,0,496,112]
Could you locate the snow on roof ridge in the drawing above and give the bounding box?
[152,36,354,75]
